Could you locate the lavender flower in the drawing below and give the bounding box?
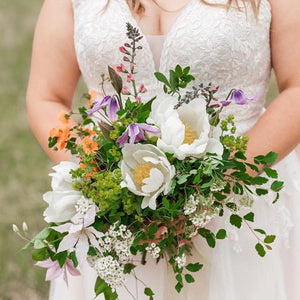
[222,89,258,107]
[117,123,160,147]
[87,95,120,121]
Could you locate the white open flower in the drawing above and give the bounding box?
[43,161,84,223]
[120,144,175,210]
[149,96,223,160]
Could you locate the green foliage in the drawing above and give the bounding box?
[144,287,155,299]
[155,65,195,96]
[230,214,243,229]
[255,243,266,257]
[185,263,203,272]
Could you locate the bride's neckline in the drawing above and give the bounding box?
[121,0,197,72]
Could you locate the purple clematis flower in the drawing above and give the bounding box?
[221,90,258,107]
[35,258,80,285]
[229,89,258,105]
[117,123,161,147]
[87,95,120,121]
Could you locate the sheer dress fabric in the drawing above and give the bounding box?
[49,0,300,299]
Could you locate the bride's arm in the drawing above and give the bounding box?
[26,0,80,164]
[245,0,300,166]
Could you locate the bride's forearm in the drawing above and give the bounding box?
[27,98,72,164]
[245,86,300,166]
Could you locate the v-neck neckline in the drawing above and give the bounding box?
[120,0,196,73]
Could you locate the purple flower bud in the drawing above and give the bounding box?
[123,56,130,62]
[221,100,231,107]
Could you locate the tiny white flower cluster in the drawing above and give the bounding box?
[238,195,254,208]
[75,196,94,215]
[146,242,161,259]
[92,255,126,291]
[210,178,227,192]
[184,195,200,215]
[88,223,134,291]
[175,253,186,269]
[99,223,133,261]
[190,211,214,227]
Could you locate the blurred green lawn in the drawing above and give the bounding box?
[0,0,278,299]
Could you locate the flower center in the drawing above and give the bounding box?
[183,123,197,145]
[133,162,154,186]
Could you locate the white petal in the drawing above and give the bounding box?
[57,233,79,253]
[205,138,224,157]
[141,168,164,193]
[75,234,89,264]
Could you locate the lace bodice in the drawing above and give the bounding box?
[72,0,272,135]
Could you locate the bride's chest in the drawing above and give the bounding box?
[72,0,271,91]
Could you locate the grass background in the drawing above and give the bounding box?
[0,0,278,299]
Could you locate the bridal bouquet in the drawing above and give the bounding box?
[15,24,283,299]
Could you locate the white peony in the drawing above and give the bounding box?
[148,95,223,160]
[43,161,84,223]
[120,144,175,210]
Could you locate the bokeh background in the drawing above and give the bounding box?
[0,0,279,299]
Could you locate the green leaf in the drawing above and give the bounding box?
[176,274,183,284]
[154,72,170,87]
[185,274,195,283]
[254,228,266,235]
[148,222,158,238]
[272,192,280,204]
[183,66,191,75]
[263,167,278,179]
[32,248,50,261]
[69,251,78,268]
[124,263,136,274]
[53,251,68,268]
[245,163,259,173]
[233,182,244,195]
[256,188,268,196]
[255,243,266,257]
[175,64,182,75]
[234,151,247,160]
[34,228,52,241]
[144,287,155,299]
[216,229,227,239]
[198,228,216,248]
[21,241,34,251]
[33,239,47,249]
[230,214,242,229]
[271,181,284,192]
[264,235,276,244]
[263,152,278,164]
[94,277,108,297]
[177,174,189,185]
[226,202,238,211]
[243,212,254,222]
[185,263,203,272]
[250,176,268,185]
[175,282,183,293]
[162,197,170,208]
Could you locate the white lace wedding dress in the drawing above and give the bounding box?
[49,0,300,299]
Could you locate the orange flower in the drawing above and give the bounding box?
[49,125,71,150]
[59,111,70,124]
[88,90,99,108]
[82,136,98,154]
[79,161,99,178]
